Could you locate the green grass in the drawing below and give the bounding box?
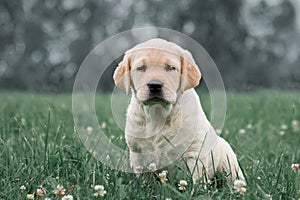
[0,90,299,199]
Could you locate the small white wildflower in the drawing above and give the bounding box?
[94,193,99,197]
[62,194,73,200]
[215,129,222,134]
[265,194,272,200]
[291,120,299,127]
[165,198,172,200]
[158,170,168,183]
[280,124,288,130]
[45,198,52,200]
[94,185,104,191]
[279,130,285,136]
[94,185,107,197]
[106,173,110,180]
[37,187,46,197]
[86,126,93,133]
[291,120,299,132]
[246,123,253,129]
[21,118,26,126]
[239,129,246,134]
[148,163,157,171]
[27,194,34,199]
[55,185,65,197]
[291,163,299,169]
[178,180,188,191]
[135,166,143,173]
[257,176,261,180]
[233,179,247,195]
[101,122,107,129]
[20,185,26,191]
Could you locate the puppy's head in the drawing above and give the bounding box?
[113,38,201,105]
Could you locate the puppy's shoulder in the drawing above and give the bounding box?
[178,88,200,105]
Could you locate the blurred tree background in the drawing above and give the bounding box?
[0,0,299,92]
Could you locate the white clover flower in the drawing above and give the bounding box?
[101,122,107,129]
[291,120,299,126]
[94,185,107,197]
[246,123,253,129]
[158,170,168,183]
[239,129,246,134]
[265,194,272,200]
[37,187,46,197]
[148,163,157,171]
[94,185,104,191]
[291,163,299,169]
[62,195,73,200]
[20,185,26,191]
[233,179,247,195]
[86,126,93,133]
[291,120,299,132]
[280,124,288,130]
[21,118,26,126]
[55,185,66,197]
[27,194,34,199]
[279,130,285,136]
[178,180,188,191]
[135,166,143,173]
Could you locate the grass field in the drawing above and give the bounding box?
[0,90,299,199]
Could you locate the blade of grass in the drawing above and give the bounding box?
[44,108,51,170]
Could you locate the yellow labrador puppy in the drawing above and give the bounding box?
[113,38,245,183]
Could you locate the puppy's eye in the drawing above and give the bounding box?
[165,65,176,71]
[137,65,146,72]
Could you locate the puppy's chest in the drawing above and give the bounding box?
[126,103,183,153]
[126,124,179,153]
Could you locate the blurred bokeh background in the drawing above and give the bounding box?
[0,0,300,92]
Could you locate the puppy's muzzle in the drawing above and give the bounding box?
[147,80,164,94]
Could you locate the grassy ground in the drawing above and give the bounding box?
[0,90,299,199]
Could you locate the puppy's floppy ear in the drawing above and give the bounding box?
[113,53,131,95]
[180,50,201,92]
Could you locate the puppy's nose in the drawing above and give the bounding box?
[147,80,163,93]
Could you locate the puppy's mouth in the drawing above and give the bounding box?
[142,96,171,106]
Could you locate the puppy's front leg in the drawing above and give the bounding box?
[129,150,144,174]
[181,155,206,184]
[212,138,245,182]
[126,136,159,174]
